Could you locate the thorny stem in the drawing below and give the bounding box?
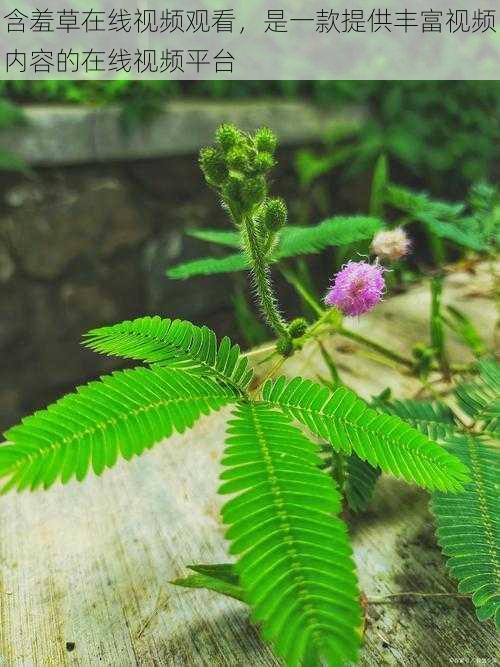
[242,215,289,339]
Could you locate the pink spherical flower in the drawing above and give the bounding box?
[325,261,385,316]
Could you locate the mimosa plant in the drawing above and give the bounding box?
[1,125,497,665]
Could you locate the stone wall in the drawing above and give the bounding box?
[0,158,219,429]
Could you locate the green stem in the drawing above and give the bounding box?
[426,226,446,267]
[337,326,414,369]
[242,216,288,338]
[280,265,324,317]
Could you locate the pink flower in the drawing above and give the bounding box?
[325,261,385,316]
[371,227,411,262]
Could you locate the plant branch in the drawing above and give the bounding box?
[337,326,415,369]
[279,265,325,317]
[242,216,288,338]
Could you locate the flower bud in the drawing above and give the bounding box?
[263,198,287,232]
[371,227,411,262]
[216,124,241,153]
[199,147,228,186]
[254,127,278,154]
[252,152,275,174]
[288,318,308,339]
[222,174,245,210]
[227,147,248,172]
[325,261,385,317]
[241,176,267,208]
[276,336,293,357]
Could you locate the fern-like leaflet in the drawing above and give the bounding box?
[373,398,457,441]
[262,376,469,492]
[433,435,499,630]
[384,183,490,252]
[220,402,362,665]
[344,455,381,513]
[84,316,253,392]
[0,367,239,493]
[167,216,382,279]
[374,369,499,630]
[455,357,499,436]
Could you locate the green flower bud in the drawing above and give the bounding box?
[241,176,267,208]
[227,147,248,172]
[222,173,244,206]
[288,318,308,339]
[199,147,228,186]
[276,336,293,357]
[216,124,241,153]
[263,197,288,231]
[252,152,275,174]
[254,127,278,154]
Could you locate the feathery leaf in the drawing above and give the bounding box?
[167,216,382,279]
[263,376,469,492]
[432,435,500,630]
[344,455,381,513]
[373,398,457,441]
[84,316,253,392]
[166,253,249,279]
[0,367,239,493]
[275,216,382,259]
[220,402,362,666]
[385,184,488,252]
[186,228,240,248]
[455,358,500,435]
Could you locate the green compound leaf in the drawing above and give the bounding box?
[0,368,239,493]
[373,398,457,441]
[220,402,362,667]
[344,454,381,513]
[84,316,253,392]
[167,216,383,279]
[385,184,489,252]
[455,358,500,436]
[275,216,382,259]
[432,435,500,630]
[263,376,469,492]
[186,228,240,248]
[166,253,249,279]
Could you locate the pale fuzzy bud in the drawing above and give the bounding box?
[371,227,411,262]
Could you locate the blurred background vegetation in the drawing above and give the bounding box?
[2,80,499,190]
[0,80,498,431]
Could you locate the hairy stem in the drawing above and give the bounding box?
[242,215,288,338]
